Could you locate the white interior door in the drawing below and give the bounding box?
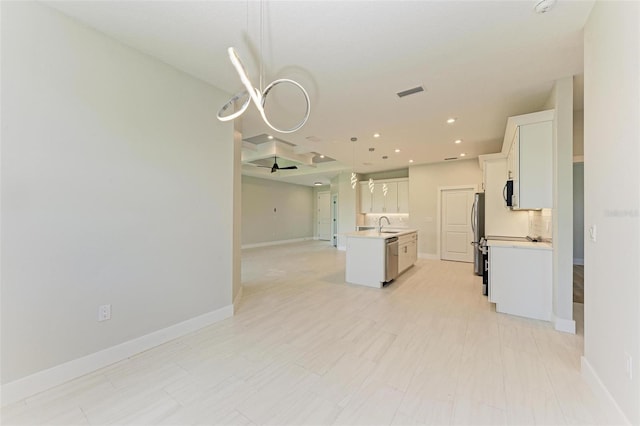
[441,188,475,262]
[317,191,331,241]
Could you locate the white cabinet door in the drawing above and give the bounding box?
[385,182,398,213]
[398,232,417,273]
[372,184,386,213]
[517,121,553,209]
[488,245,552,321]
[359,182,372,213]
[372,182,398,213]
[397,181,409,213]
[398,242,410,273]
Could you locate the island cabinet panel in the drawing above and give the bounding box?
[345,229,419,288]
[346,236,386,288]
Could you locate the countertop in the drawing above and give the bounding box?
[346,228,418,239]
[486,237,552,250]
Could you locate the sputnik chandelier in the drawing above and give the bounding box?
[216,3,310,133]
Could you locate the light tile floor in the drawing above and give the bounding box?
[2,241,619,425]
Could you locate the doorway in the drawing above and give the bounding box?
[317,191,331,241]
[331,194,338,247]
[438,186,477,262]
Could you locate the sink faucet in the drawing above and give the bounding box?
[378,216,391,233]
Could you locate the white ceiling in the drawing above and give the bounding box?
[46,0,593,186]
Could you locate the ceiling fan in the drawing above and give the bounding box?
[257,156,298,173]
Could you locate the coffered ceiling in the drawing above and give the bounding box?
[45,0,593,186]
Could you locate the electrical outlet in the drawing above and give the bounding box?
[98,304,111,322]
[625,352,633,379]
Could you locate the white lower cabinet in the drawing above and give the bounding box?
[398,232,417,273]
[488,245,552,321]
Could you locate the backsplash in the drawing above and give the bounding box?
[362,214,410,228]
[529,209,553,241]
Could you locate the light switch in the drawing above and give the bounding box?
[589,225,597,242]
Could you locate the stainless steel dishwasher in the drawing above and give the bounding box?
[385,237,399,282]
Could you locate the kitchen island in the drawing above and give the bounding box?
[345,228,418,288]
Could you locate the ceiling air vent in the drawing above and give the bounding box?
[444,157,458,161]
[397,86,424,98]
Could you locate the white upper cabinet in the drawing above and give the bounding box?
[360,182,372,213]
[397,180,409,213]
[500,109,554,210]
[366,179,409,214]
[511,120,553,209]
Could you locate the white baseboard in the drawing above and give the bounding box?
[242,237,313,249]
[553,315,576,334]
[574,258,584,265]
[418,252,439,260]
[1,304,233,406]
[233,286,243,313]
[581,356,631,425]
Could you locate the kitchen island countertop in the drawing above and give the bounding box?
[346,228,418,239]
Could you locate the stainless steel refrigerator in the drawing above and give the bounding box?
[471,193,485,276]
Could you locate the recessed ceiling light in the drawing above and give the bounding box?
[313,182,322,186]
[460,153,466,157]
[454,139,462,144]
[409,159,414,163]
[447,118,456,124]
[395,149,400,153]
[319,154,325,158]
[373,133,381,138]
[267,135,274,140]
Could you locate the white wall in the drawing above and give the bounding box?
[241,176,314,246]
[1,0,235,392]
[409,160,482,257]
[583,1,640,424]
[543,77,575,333]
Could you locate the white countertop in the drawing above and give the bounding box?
[486,238,552,250]
[346,228,418,239]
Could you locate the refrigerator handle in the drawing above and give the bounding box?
[470,200,476,235]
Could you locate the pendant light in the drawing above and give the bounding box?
[349,137,358,189]
[217,1,311,133]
